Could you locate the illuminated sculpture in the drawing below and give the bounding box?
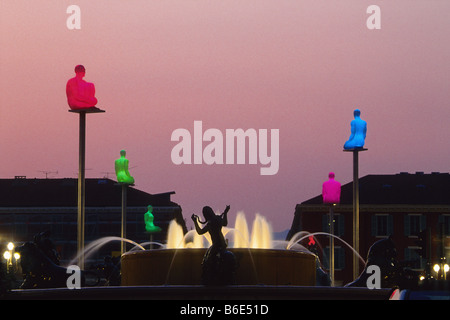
[115,150,135,185]
[344,109,367,150]
[144,205,161,233]
[322,172,341,204]
[66,65,98,109]
[192,205,236,285]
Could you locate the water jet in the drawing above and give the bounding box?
[121,212,317,286]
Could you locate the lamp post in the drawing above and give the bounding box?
[144,205,162,250]
[119,182,130,255]
[322,172,341,286]
[114,150,135,255]
[69,107,105,269]
[343,108,368,280]
[343,147,367,279]
[3,242,16,273]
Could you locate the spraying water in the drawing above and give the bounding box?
[287,231,365,264]
[67,236,145,267]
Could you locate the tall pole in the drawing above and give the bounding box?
[121,183,127,255]
[322,172,341,286]
[329,205,335,287]
[70,107,105,270]
[352,150,360,280]
[344,148,367,280]
[78,112,86,269]
[115,149,135,256]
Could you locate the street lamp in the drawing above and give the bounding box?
[433,263,449,280]
[3,242,15,273]
[433,263,440,273]
[7,242,14,252]
[3,250,11,261]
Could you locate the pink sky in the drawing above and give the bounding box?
[1,1,450,232]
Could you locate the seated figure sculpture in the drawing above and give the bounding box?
[192,205,236,285]
[144,205,162,233]
[322,172,341,204]
[66,65,98,110]
[344,109,367,150]
[115,150,135,185]
[345,236,400,288]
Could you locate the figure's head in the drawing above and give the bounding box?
[202,206,215,221]
[75,64,85,73]
[354,109,361,117]
[367,236,397,266]
[328,172,335,179]
[120,150,126,157]
[74,65,86,78]
[147,205,153,213]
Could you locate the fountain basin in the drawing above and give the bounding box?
[121,248,316,286]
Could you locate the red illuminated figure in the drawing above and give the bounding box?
[322,172,341,204]
[66,65,98,109]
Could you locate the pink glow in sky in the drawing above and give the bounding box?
[1,1,450,232]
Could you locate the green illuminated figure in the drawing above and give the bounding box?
[144,205,161,233]
[115,150,135,185]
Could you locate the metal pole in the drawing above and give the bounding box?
[329,205,335,287]
[77,112,86,270]
[121,183,127,255]
[70,107,105,269]
[353,150,360,280]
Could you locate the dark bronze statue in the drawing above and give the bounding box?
[192,205,236,285]
[346,236,400,288]
[15,231,100,289]
[16,233,78,289]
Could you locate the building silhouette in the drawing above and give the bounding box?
[288,172,450,285]
[0,177,186,265]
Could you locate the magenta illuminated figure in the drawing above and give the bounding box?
[66,65,98,109]
[322,172,341,204]
[343,109,367,150]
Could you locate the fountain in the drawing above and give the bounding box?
[121,212,317,286]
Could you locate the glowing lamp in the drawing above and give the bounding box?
[322,172,341,204]
[3,251,11,260]
[115,150,135,185]
[7,242,14,251]
[144,205,162,233]
[344,109,367,150]
[433,264,440,273]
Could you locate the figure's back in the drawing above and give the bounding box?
[352,118,367,145]
[208,216,227,248]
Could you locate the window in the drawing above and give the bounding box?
[405,214,426,236]
[371,214,393,237]
[404,247,426,270]
[439,215,450,236]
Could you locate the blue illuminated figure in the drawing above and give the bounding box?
[344,109,367,150]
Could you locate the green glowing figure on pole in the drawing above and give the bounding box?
[115,150,135,185]
[144,205,162,233]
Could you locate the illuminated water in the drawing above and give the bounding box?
[68,211,365,271]
[166,211,274,249]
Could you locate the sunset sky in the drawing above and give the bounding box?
[1,1,449,232]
